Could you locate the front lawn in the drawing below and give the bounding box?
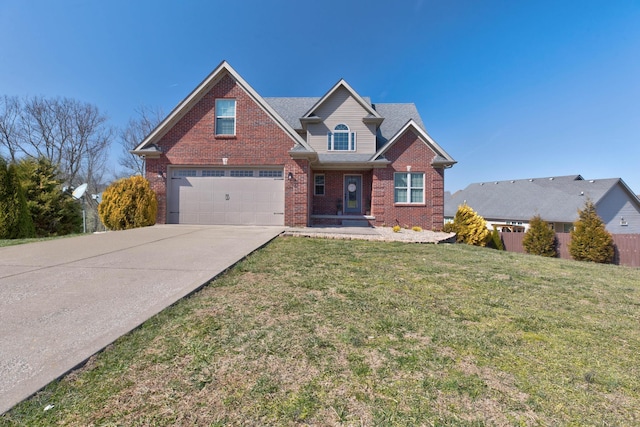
[0,235,79,248]
[3,237,639,425]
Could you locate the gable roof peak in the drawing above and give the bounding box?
[302,78,382,121]
[372,119,456,167]
[132,60,311,154]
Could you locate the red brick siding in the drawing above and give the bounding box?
[145,73,307,226]
[372,129,445,231]
[287,159,310,227]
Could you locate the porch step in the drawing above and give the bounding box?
[341,220,370,227]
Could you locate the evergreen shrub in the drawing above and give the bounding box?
[569,201,614,263]
[16,157,82,236]
[452,204,490,246]
[488,228,504,250]
[98,176,157,230]
[0,158,35,239]
[523,215,557,257]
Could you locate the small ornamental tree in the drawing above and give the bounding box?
[0,158,36,239]
[452,204,490,246]
[523,215,557,257]
[98,176,157,230]
[569,201,614,263]
[16,157,82,236]
[488,228,504,250]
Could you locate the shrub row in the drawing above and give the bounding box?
[448,201,615,263]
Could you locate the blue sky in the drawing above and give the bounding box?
[1,0,639,193]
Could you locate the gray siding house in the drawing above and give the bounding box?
[444,175,640,234]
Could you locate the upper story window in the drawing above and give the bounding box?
[215,99,236,135]
[327,124,356,151]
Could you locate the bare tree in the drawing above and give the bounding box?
[0,96,22,162]
[19,96,113,187]
[119,105,164,176]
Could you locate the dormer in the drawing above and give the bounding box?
[301,80,384,155]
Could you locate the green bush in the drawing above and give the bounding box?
[0,158,36,239]
[569,201,614,263]
[98,176,157,230]
[523,215,557,257]
[487,228,504,250]
[16,157,82,236]
[442,222,456,233]
[452,204,490,246]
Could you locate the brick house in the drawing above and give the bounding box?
[132,61,456,229]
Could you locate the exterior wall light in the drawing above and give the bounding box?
[288,172,294,180]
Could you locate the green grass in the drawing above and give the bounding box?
[0,234,80,247]
[2,237,640,426]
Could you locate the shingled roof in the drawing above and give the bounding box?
[264,98,427,149]
[444,175,638,223]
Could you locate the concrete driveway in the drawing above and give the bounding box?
[0,225,283,414]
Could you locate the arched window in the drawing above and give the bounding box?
[327,124,356,151]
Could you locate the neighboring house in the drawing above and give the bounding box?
[444,175,640,234]
[132,61,456,229]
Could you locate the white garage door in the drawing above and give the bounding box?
[168,168,285,225]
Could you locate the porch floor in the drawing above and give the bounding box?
[309,214,375,228]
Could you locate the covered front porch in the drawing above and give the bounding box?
[310,168,375,227]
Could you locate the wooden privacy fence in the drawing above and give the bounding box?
[499,233,640,268]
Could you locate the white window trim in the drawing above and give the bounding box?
[327,124,356,151]
[215,99,236,136]
[394,172,425,204]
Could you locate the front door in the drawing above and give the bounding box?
[344,175,362,214]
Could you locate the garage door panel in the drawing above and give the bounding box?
[169,169,284,225]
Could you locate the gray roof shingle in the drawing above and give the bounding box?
[317,153,380,163]
[264,98,427,147]
[263,97,318,130]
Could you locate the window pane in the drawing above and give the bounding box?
[216,99,235,116]
[314,174,325,195]
[258,170,283,177]
[411,189,423,203]
[395,188,407,203]
[215,99,235,135]
[411,173,424,188]
[327,133,332,150]
[202,170,225,177]
[216,118,234,134]
[333,132,349,150]
[175,169,197,177]
[394,173,407,187]
[335,124,348,131]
